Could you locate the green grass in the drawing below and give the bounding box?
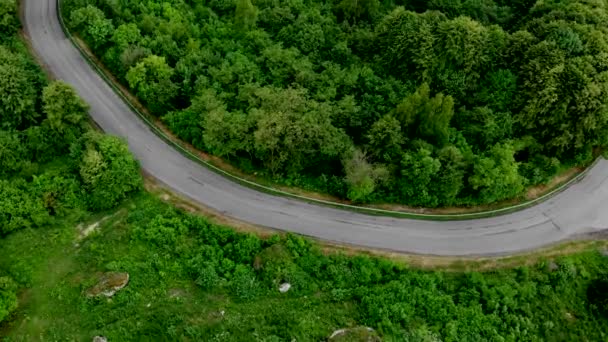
[1,193,608,341]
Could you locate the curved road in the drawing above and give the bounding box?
[23,0,608,256]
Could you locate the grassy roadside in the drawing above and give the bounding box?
[1,191,608,341]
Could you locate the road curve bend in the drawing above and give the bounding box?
[23,0,608,256]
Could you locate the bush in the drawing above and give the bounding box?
[0,276,17,323]
[71,131,142,210]
[231,264,261,301]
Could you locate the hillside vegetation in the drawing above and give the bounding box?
[0,0,141,325]
[2,1,608,339]
[62,0,608,206]
[3,193,608,340]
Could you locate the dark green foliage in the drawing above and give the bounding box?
[0,0,18,39]
[587,275,608,318]
[64,0,608,206]
[394,83,454,146]
[0,276,17,323]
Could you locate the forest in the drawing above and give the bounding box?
[61,0,608,206]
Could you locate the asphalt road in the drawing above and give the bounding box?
[22,0,608,256]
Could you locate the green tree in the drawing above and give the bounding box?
[251,87,351,174]
[203,108,252,158]
[376,8,442,80]
[42,81,88,139]
[469,143,525,203]
[436,15,494,73]
[70,5,114,50]
[231,264,260,301]
[0,130,25,177]
[475,69,517,112]
[335,0,379,23]
[397,147,442,206]
[0,62,38,129]
[367,114,403,163]
[71,132,142,210]
[112,23,142,49]
[343,149,387,202]
[0,179,49,235]
[126,55,178,114]
[395,83,454,146]
[235,0,258,30]
[429,145,466,205]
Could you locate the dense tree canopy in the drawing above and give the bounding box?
[63,0,608,206]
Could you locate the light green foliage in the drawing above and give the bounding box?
[112,23,142,49]
[436,16,493,73]
[203,107,252,158]
[469,143,525,203]
[72,132,142,210]
[30,170,85,217]
[126,55,177,114]
[70,5,114,50]
[0,57,38,129]
[231,264,261,301]
[42,81,88,143]
[0,179,49,236]
[235,0,258,30]
[343,149,387,202]
[134,215,189,249]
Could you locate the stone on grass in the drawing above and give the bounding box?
[548,261,559,271]
[329,327,380,342]
[86,272,129,298]
[168,288,186,299]
[93,337,107,342]
[279,283,291,293]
